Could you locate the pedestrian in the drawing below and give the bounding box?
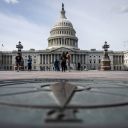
[28,55,32,71]
[61,52,67,72]
[66,51,71,72]
[78,62,81,70]
[54,59,60,71]
[15,53,22,72]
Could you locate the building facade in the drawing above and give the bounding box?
[0,4,127,71]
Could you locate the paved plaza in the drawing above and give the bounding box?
[0,70,128,81]
[0,71,128,128]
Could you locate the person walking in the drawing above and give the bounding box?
[66,51,71,72]
[61,52,67,72]
[78,62,81,71]
[15,53,22,72]
[28,55,32,71]
[54,58,60,71]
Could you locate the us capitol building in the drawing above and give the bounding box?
[0,4,128,71]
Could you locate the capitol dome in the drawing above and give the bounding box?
[47,3,78,49]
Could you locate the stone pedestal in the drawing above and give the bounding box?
[101,41,111,71]
[101,58,111,70]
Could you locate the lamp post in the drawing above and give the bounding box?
[16,41,23,54]
[16,41,24,70]
[101,41,111,70]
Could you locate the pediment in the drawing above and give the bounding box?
[50,47,75,53]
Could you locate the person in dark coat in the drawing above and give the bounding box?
[15,53,22,72]
[28,55,32,71]
[78,62,81,70]
[61,52,67,72]
[54,59,60,71]
[66,51,71,72]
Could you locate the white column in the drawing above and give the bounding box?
[74,54,76,64]
[54,54,55,62]
[51,40,52,46]
[121,56,123,64]
[54,39,55,46]
[76,54,77,69]
[50,40,51,46]
[57,38,60,45]
[120,56,122,64]
[47,54,49,64]
[73,40,75,47]
[42,54,45,64]
[45,54,47,64]
[56,39,57,46]
[55,39,56,46]
[116,56,118,64]
[53,54,54,63]
[42,54,44,64]
[118,56,120,65]
[81,54,83,64]
[68,39,69,46]
[51,54,53,63]
[80,54,82,64]
[49,54,51,64]
[119,56,121,70]
[78,54,80,62]
[82,54,84,64]
[58,38,59,45]
[8,55,10,65]
[84,55,86,64]
[47,55,48,64]
[5,55,6,65]
[37,54,41,70]
[53,39,55,46]
[52,39,53,46]
[73,54,75,63]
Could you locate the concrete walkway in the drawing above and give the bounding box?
[0,70,128,128]
[0,70,128,80]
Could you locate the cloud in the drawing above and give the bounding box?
[1,0,128,51]
[0,12,49,51]
[120,6,128,13]
[4,0,19,4]
[114,5,128,14]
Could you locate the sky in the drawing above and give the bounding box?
[0,0,128,51]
